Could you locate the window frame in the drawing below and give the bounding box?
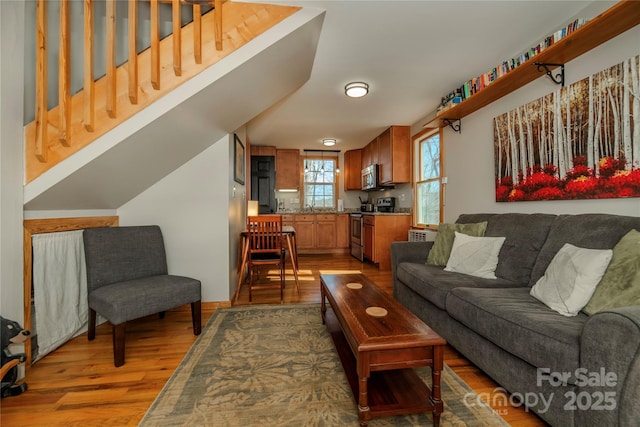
[413,127,444,228]
[300,154,339,209]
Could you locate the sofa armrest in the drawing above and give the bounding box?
[578,306,640,426]
[390,241,433,293]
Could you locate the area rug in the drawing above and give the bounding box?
[140,304,508,426]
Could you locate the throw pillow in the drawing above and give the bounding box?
[530,243,613,317]
[583,229,640,315]
[444,232,506,279]
[426,222,488,266]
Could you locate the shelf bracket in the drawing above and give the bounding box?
[441,118,461,133]
[534,62,565,87]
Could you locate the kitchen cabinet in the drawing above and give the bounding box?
[343,126,410,191]
[276,149,300,190]
[291,213,350,253]
[378,125,410,184]
[361,136,379,170]
[362,214,411,270]
[251,145,276,156]
[293,214,315,249]
[343,149,362,191]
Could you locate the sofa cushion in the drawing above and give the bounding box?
[396,261,519,310]
[583,229,640,315]
[457,213,556,285]
[446,287,586,377]
[426,221,488,266]
[444,233,506,279]
[530,243,613,316]
[530,214,640,286]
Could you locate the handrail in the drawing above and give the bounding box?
[27,0,226,181]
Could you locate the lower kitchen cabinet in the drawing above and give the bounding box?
[362,214,411,270]
[283,213,350,253]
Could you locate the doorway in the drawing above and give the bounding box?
[250,155,276,214]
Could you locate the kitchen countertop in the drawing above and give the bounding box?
[278,209,410,216]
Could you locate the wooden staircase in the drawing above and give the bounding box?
[24,0,300,183]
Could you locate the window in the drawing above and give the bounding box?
[414,129,444,227]
[303,156,337,209]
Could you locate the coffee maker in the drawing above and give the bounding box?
[376,197,396,213]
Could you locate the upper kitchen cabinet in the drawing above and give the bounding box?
[251,146,276,156]
[343,149,362,191]
[276,149,300,190]
[378,125,410,184]
[361,135,379,170]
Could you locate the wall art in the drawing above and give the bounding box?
[494,54,639,202]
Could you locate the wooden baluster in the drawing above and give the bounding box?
[193,4,202,64]
[35,0,48,162]
[172,0,181,76]
[83,0,95,132]
[59,0,71,146]
[106,0,116,118]
[128,0,138,104]
[214,0,223,51]
[150,0,160,89]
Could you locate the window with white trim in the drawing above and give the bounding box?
[302,156,337,209]
[414,129,444,227]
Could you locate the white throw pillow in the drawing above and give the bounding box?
[530,243,613,317]
[444,232,506,279]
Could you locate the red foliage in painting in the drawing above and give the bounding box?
[566,164,593,180]
[496,185,511,202]
[495,156,640,202]
[530,187,564,200]
[598,157,626,179]
[508,189,526,201]
[517,171,562,194]
[564,177,599,198]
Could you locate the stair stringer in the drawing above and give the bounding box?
[24,7,325,210]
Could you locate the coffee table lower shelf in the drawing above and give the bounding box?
[324,307,434,421]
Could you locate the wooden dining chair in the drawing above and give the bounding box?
[247,215,285,303]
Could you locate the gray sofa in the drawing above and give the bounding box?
[391,213,640,427]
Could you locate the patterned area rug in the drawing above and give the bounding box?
[140,304,508,426]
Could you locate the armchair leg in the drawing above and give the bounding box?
[113,323,126,367]
[191,301,202,335]
[88,309,97,341]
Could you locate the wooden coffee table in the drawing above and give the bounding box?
[320,273,447,426]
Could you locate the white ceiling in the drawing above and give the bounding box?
[246,0,608,152]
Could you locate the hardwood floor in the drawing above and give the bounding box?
[1,254,546,426]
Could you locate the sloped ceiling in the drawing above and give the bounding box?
[23,7,325,210]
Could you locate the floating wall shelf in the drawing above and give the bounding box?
[424,0,640,129]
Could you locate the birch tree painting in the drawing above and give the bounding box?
[494,54,640,202]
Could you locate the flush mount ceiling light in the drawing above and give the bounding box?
[345,82,369,98]
[322,138,337,146]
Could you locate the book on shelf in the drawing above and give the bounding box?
[435,17,589,114]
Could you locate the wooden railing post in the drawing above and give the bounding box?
[172,0,182,76]
[106,0,117,118]
[83,0,95,132]
[128,0,139,104]
[151,0,160,90]
[34,0,48,162]
[59,0,71,146]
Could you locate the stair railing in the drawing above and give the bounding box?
[28,0,222,181]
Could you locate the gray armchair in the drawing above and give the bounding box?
[83,225,201,367]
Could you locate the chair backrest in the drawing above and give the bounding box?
[83,226,168,291]
[247,215,284,255]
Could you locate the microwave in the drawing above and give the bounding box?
[361,164,379,191]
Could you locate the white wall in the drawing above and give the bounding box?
[118,134,242,302]
[0,1,26,323]
[435,26,640,222]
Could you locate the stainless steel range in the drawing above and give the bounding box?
[350,213,364,261]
